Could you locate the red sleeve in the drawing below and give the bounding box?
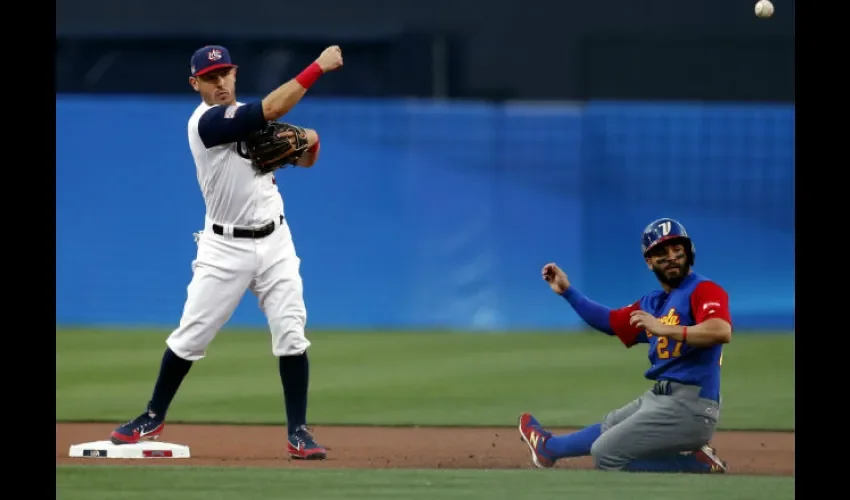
[691,281,732,325]
[609,301,643,347]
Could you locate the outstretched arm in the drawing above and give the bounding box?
[260,66,319,122]
[197,47,342,149]
[542,263,645,347]
[561,288,645,347]
[262,45,343,122]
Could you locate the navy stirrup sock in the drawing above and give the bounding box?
[279,352,310,435]
[148,347,193,418]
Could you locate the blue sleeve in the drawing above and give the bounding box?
[560,287,615,335]
[197,102,267,148]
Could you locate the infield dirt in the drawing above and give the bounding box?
[56,423,793,476]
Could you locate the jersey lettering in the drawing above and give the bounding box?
[658,308,680,325]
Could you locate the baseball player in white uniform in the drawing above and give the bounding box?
[110,44,343,460]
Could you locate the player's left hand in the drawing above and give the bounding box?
[629,310,673,336]
[245,122,311,174]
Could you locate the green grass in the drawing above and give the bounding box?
[56,466,795,500]
[56,328,794,430]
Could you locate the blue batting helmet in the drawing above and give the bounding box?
[641,218,695,265]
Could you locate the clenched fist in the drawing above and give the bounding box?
[315,46,344,73]
[542,263,571,294]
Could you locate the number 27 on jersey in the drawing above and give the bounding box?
[656,336,724,366]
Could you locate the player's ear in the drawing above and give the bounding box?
[645,257,653,270]
[188,77,200,92]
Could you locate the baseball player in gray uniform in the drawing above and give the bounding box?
[518,219,730,473]
[110,44,343,460]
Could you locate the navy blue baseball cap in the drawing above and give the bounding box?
[190,45,237,77]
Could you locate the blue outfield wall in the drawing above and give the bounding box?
[56,96,794,331]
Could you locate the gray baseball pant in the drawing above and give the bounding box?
[591,381,721,470]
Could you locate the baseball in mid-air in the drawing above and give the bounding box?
[755,0,774,18]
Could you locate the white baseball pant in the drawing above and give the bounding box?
[166,216,309,361]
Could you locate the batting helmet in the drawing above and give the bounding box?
[641,218,695,265]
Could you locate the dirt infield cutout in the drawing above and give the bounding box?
[56,423,794,476]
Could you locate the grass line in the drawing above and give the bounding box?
[55,418,796,433]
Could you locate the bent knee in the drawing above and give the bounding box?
[167,317,224,361]
[165,336,207,361]
[274,342,310,357]
[272,334,311,357]
[269,313,309,356]
[590,440,628,471]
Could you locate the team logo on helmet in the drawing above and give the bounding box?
[641,218,695,265]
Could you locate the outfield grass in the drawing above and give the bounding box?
[56,329,794,430]
[56,466,795,500]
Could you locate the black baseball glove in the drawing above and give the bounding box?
[244,121,311,175]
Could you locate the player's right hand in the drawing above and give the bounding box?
[315,46,344,73]
[542,263,570,295]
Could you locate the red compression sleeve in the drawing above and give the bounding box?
[295,63,323,89]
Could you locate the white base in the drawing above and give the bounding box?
[68,440,191,459]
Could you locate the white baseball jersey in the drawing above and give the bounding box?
[187,101,283,227]
[168,98,310,363]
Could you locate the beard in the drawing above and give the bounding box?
[652,261,690,288]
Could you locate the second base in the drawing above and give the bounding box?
[68,440,191,459]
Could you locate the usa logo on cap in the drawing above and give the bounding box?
[190,45,237,77]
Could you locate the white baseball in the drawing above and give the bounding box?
[755,0,774,18]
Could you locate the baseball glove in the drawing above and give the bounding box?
[244,121,311,175]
